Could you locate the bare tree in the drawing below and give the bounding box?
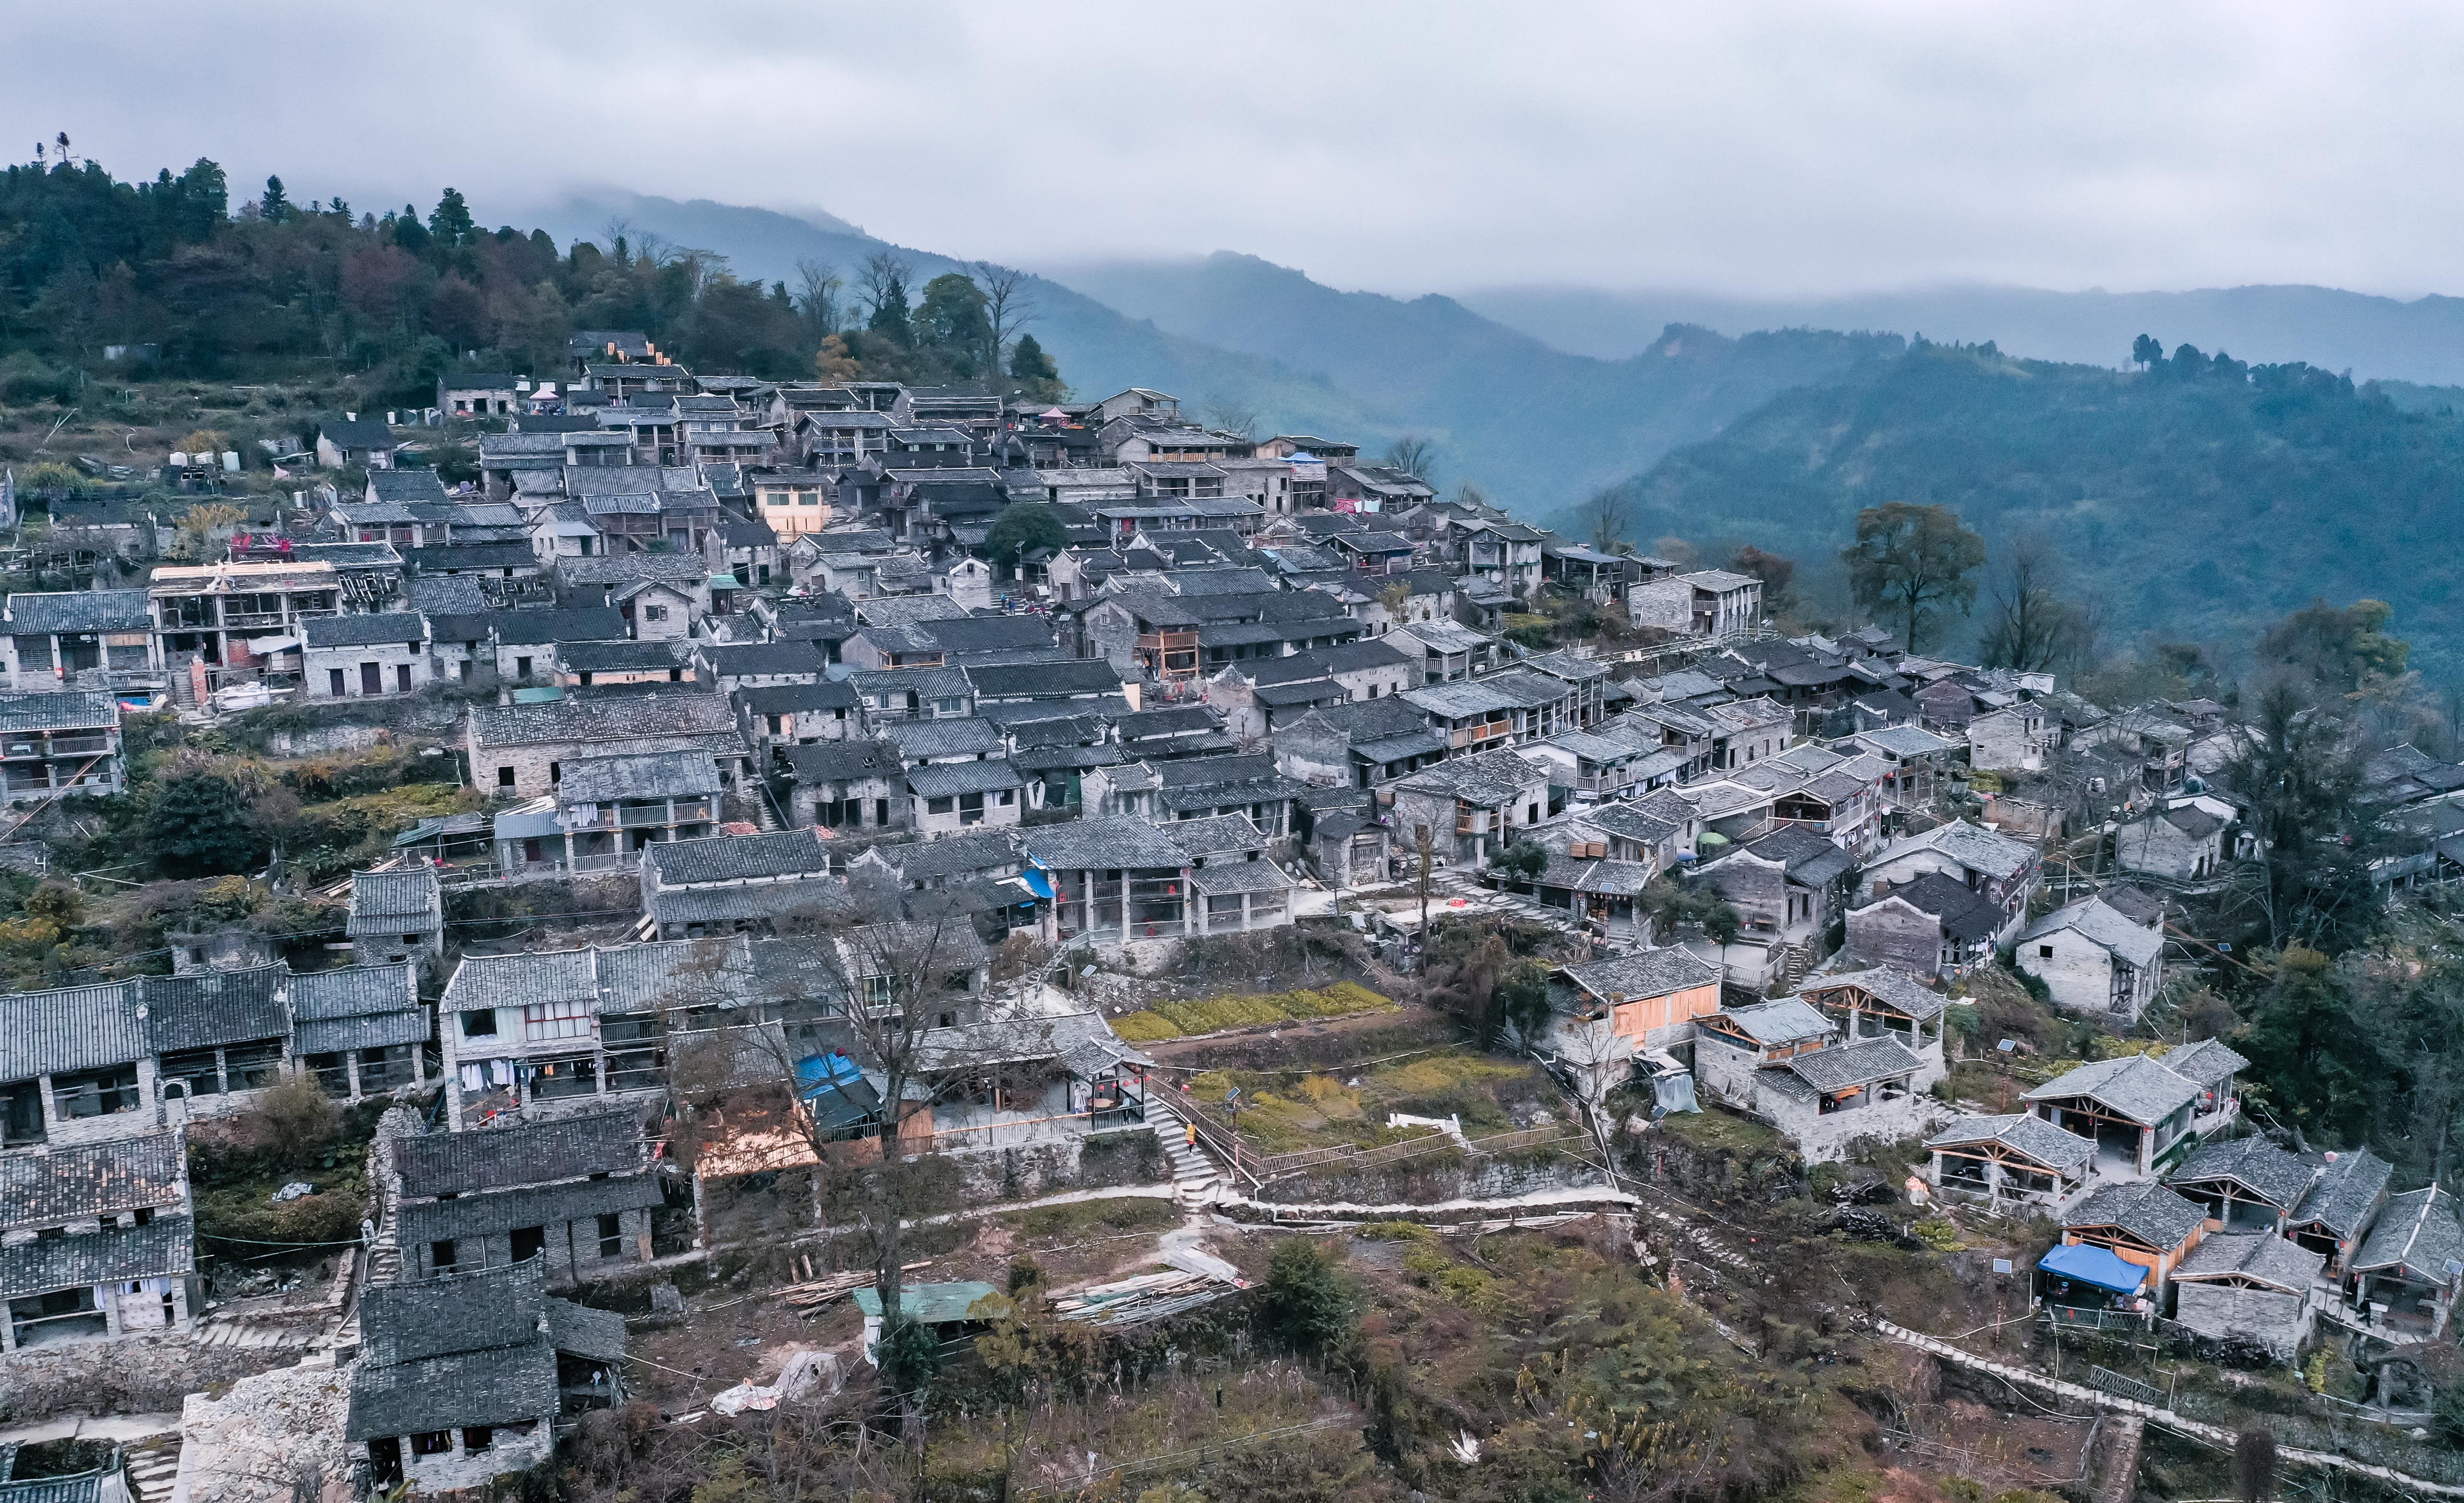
[1585,486,1630,553]
[859,252,914,322]
[793,259,844,342]
[973,262,1036,378]
[1382,436,1437,482]
[699,889,1051,1436]
[1203,399,1262,441]
[1978,529,2079,672]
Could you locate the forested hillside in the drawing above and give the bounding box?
[1047,251,1904,507]
[1576,339,2464,671]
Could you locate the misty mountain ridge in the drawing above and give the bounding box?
[1458,280,2464,386]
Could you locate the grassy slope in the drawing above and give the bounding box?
[1580,342,2464,670]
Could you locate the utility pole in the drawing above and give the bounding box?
[1415,824,1433,972]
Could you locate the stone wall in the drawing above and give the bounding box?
[0,1330,301,1424]
[1251,1143,1604,1207]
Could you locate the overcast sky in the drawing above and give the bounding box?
[13,3,2462,298]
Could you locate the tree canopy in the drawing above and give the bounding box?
[1841,501,1986,653]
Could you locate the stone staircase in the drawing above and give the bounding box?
[123,1438,182,1503]
[1144,1101,1220,1207]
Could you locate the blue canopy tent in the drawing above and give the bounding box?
[2039,1241,2149,1295]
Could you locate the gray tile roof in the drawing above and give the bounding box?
[2162,1037,2249,1088]
[559,552,712,584]
[2174,1231,2325,1292]
[290,964,418,1032]
[145,965,289,1053]
[397,1112,649,1198]
[470,693,738,747]
[1168,814,1270,858]
[397,1173,664,1251]
[2019,897,2162,968]
[1559,946,1724,1004]
[0,1214,192,1300]
[1786,1036,1927,1093]
[2169,1135,2319,1211]
[1396,747,1548,806]
[1924,1112,2096,1170]
[301,612,426,649]
[546,1296,630,1363]
[2352,1185,2464,1280]
[780,738,903,784]
[349,867,440,924]
[2062,1181,2209,1250]
[650,880,849,928]
[735,680,862,716]
[0,690,120,735]
[965,660,1122,700]
[906,758,1025,797]
[0,980,143,1082]
[491,607,630,645]
[1873,819,2037,881]
[1795,966,1946,1022]
[3,588,152,635]
[559,749,722,802]
[869,829,1023,881]
[644,829,832,886]
[348,1264,561,1440]
[886,717,1004,762]
[0,1131,185,1231]
[1025,815,1193,872]
[2025,1054,2200,1125]
[558,638,689,672]
[703,641,828,677]
[2290,1147,2392,1238]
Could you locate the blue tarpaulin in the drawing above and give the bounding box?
[1019,865,1054,900]
[2039,1241,2149,1294]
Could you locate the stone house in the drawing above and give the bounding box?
[0,1131,194,1353]
[1627,569,1761,642]
[0,690,126,803]
[2016,895,2164,1023]
[390,1111,661,1284]
[1693,827,1854,992]
[489,607,630,683]
[1270,699,1448,790]
[1966,704,2049,774]
[1691,998,1944,1164]
[317,418,395,470]
[779,738,905,832]
[465,693,746,800]
[1860,819,2041,945]
[908,758,1027,837]
[348,865,445,966]
[2171,1233,2325,1360]
[348,1258,626,1493]
[437,937,755,1129]
[1925,1114,2096,1211]
[303,612,431,700]
[2115,805,2228,882]
[1390,748,1552,867]
[735,681,862,750]
[2,588,159,692]
[1023,816,1199,947]
[1845,872,2004,979]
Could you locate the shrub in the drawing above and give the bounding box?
[1258,1239,1356,1360]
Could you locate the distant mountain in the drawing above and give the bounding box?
[1458,282,2464,387]
[1042,252,1903,510]
[1570,343,2464,672]
[518,192,1405,447]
